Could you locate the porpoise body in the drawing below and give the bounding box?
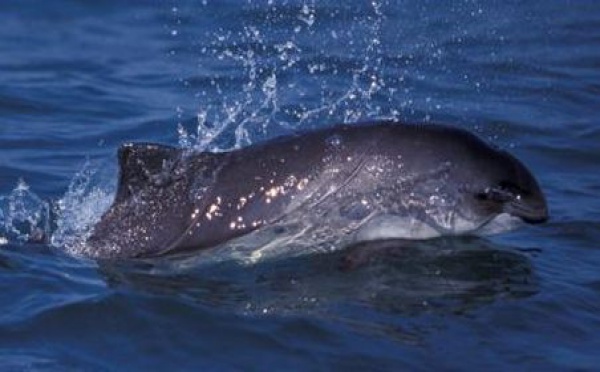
[85,122,548,259]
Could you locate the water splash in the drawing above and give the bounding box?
[0,157,117,256]
[0,180,50,244]
[49,160,115,256]
[1,1,399,256]
[175,1,396,152]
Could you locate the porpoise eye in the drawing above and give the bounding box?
[497,181,528,197]
[475,181,524,203]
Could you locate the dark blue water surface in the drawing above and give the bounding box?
[1,0,600,370]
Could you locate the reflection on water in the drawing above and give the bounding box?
[97,237,537,322]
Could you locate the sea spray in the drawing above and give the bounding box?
[0,179,50,243]
[50,160,115,256]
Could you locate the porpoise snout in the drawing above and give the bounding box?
[505,194,548,224]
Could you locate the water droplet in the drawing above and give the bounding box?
[327,134,343,147]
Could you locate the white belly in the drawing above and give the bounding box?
[354,212,523,242]
[354,214,442,241]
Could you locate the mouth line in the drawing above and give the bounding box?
[504,201,548,224]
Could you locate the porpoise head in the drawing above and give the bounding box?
[473,154,548,225]
[352,124,548,241]
[436,128,548,234]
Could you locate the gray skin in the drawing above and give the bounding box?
[85,122,548,259]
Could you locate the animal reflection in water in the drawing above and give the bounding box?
[98,238,538,319]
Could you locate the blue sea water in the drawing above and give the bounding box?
[1,0,600,370]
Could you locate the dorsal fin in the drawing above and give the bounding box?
[115,142,181,203]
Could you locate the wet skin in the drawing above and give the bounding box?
[86,122,548,259]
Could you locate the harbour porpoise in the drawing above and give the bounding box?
[84,122,548,259]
